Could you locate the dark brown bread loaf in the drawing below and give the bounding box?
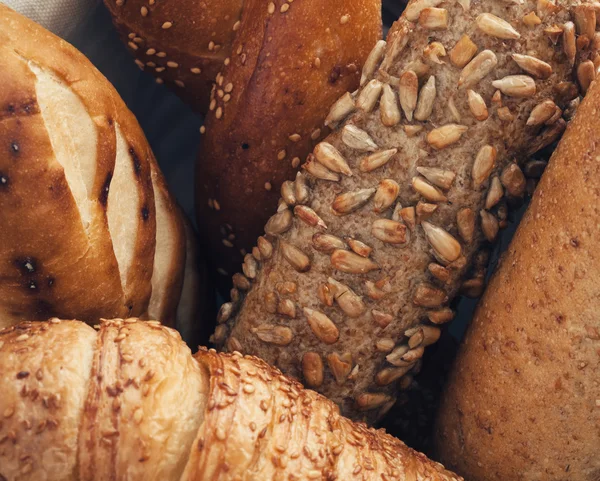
[195,0,382,286]
[214,0,599,422]
[435,61,600,481]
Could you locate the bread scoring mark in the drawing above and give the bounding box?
[129,146,142,176]
[1,99,37,119]
[141,205,150,221]
[99,172,112,206]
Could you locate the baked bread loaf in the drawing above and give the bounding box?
[195,0,382,284]
[103,0,242,111]
[435,62,600,481]
[214,0,599,422]
[0,318,462,481]
[0,5,201,333]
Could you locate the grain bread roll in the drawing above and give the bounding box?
[103,0,243,111]
[195,0,382,284]
[214,0,599,422]
[0,318,461,481]
[434,64,600,481]
[0,5,201,333]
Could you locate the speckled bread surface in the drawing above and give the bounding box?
[195,0,382,286]
[214,0,600,422]
[0,318,461,481]
[0,5,200,332]
[103,0,243,112]
[435,62,600,481]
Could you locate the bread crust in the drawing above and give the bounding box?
[435,64,600,481]
[215,0,599,422]
[195,0,382,285]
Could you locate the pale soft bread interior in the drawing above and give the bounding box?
[147,174,178,320]
[30,63,96,230]
[107,124,140,290]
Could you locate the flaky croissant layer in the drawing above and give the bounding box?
[0,318,460,481]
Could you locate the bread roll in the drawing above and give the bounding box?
[195,0,382,285]
[103,0,242,111]
[214,0,599,422]
[435,59,600,481]
[0,5,200,333]
[0,318,461,481]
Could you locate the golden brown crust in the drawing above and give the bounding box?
[216,0,599,422]
[195,0,382,285]
[103,0,243,112]
[435,66,600,481]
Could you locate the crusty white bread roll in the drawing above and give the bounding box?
[0,318,461,481]
[195,0,382,286]
[0,5,202,334]
[214,0,599,422]
[435,62,600,481]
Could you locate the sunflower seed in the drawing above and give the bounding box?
[512,54,552,79]
[492,75,536,98]
[405,0,443,21]
[544,24,563,44]
[361,40,386,85]
[476,13,520,39]
[325,92,355,127]
[276,281,297,295]
[456,208,475,244]
[577,60,595,94]
[359,149,397,173]
[281,241,311,272]
[456,0,470,9]
[447,96,461,123]
[356,393,394,411]
[480,210,499,242]
[294,172,309,204]
[217,302,233,323]
[327,353,352,385]
[414,76,436,121]
[264,291,278,313]
[450,34,478,68]
[356,79,383,112]
[412,176,447,202]
[497,107,514,122]
[347,238,372,258]
[331,249,379,274]
[277,299,296,318]
[257,236,273,259]
[428,308,454,324]
[372,309,393,327]
[472,145,497,188]
[419,7,448,29]
[376,366,413,386]
[416,202,437,222]
[501,163,526,197]
[318,283,334,307]
[252,325,293,346]
[242,254,258,279]
[528,119,567,156]
[312,233,346,253]
[303,155,340,181]
[485,176,504,209]
[328,278,366,318]
[302,352,324,387]
[380,84,401,128]
[400,207,416,231]
[422,221,462,263]
[314,142,352,175]
[281,181,296,205]
[574,5,596,39]
[381,28,410,71]
[373,179,400,213]
[563,21,576,67]
[371,219,408,245]
[232,273,251,291]
[416,166,455,190]
[424,42,446,64]
[467,89,489,121]
[527,100,557,126]
[304,308,339,344]
[492,90,502,106]
[332,188,376,215]
[341,125,378,152]
[459,50,498,88]
[376,338,396,353]
[427,124,468,149]
[545,106,562,126]
[523,11,542,26]
[265,209,293,235]
[537,0,560,17]
[386,345,411,366]
[253,245,261,260]
[413,283,448,307]
[404,125,423,137]
[402,345,425,361]
[461,276,485,298]
[399,71,418,121]
[294,205,326,229]
[524,159,548,178]
[429,263,450,283]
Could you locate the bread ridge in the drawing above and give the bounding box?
[214,0,599,422]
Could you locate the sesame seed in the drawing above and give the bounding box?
[340,14,350,24]
[149,0,155,4]
[200,126,206,134]
[208,41,215,51]
[167,61,178,68]
[216,107,223,119]
[3,407,14,418]
[15,334,29,342]
[156,51,166,58]
[265,182,272,191]
[311,128,321,140]
[155,67,165,72]
[162,21,173,29]
[218,76,224,86]
[277,149,286,160]
[128,32,136,39]
[190,67,201,74]
[209,99,216,111]
[214,200,221,211]
[281,3,290,12]
[175,80,185,88]
[134,59,145,69]
[217,90,224,98]
[223,239,234,248]
[224,82,233,93]
[146,48,156,55]
[155,78,164,84]
[233,21,241,31]
[314,57,321,68]
[116,0,124,5]
[236,45,243,55]
[224,57,231,66]
[140,6,148,16]
[292,157,300,168]
[128,41,139,50]
[133,37,143,44]
[289,133,301,142]
[268,2,275,14]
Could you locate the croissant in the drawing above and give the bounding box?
[0,318,460,481]
[213,0,600,422]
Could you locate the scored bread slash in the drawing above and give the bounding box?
[214,0,599,423]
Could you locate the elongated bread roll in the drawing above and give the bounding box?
[214,0,599,422]
[195,0,382,286]
[0,318,461,481]
[435,63,600,481]
[0,5,201,333]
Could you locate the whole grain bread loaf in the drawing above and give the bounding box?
[213,0,599,422]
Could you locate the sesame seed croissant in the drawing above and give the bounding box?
[214,0,600,422]
[0,318,461,481]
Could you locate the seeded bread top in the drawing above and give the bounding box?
[215,0,598,422]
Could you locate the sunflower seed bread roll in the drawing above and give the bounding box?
[0,318,462,481]
[214,0,599,422]
[434,68,600,481]
[195,0,382,285]
[0,5,201,333]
